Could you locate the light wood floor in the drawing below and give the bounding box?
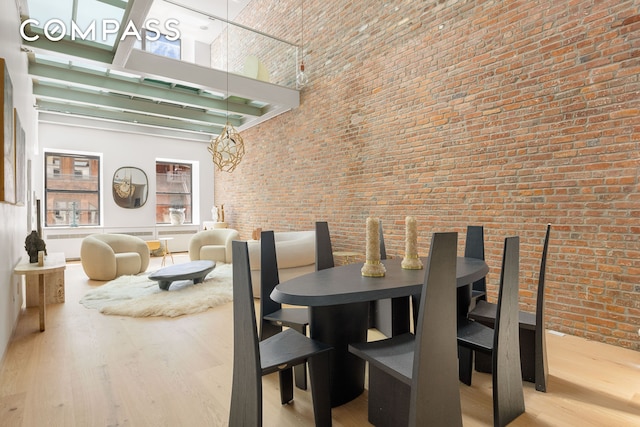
[1,253,639,426]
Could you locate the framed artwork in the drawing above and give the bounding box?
[15,108,25,205]
[1,58,15,204]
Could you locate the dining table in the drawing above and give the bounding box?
[271,256,489,407]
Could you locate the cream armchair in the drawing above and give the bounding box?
[189,228,239,263]
[247,230,316,297]
[80,233,150,281]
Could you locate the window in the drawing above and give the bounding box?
[135,29,181,60]
[156,161,192,224]
[44,152,100,227]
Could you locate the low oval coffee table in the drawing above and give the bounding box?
[148,260,216,291]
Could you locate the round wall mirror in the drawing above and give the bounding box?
[113,167,148,208]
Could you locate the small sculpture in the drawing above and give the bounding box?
[361,217,386,277]
[25,230,47,263]
[219,204,225,222]
[401,216,423,270]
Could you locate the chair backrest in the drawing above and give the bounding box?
[536,223,551,388]
[315,221,334,270]
[492,236,525,426]
[229,241,262,426]
[409,232,462,426]
[464,225,486,294]
[379,221,387,261]
[259,230,282,340]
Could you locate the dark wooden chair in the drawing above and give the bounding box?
[349,232,462,427]
[415,226,486,326]
[457,236,525,427]
[465,225,487,306]
[469,223,551,392]
[370,221,411,337]
[315,221,334,271]
[229,240,333,427]
[259,230,310,390]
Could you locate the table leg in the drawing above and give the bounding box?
[38,274,46,332]
[162,239,174,267]
[309,301,369,407]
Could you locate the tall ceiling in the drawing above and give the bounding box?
[18,0,300,142]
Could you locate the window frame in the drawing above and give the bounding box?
[139,29,181,60]
[44,150,102,228]
[155,159,193,225]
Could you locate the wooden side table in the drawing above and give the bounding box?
[159,237,174,267]
[333,251,363,265]
[14,252,66,332]
[203,221,228,230]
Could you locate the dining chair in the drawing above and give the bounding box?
[315,221,334,271]
[229,240,333,427]
[468,223,551,392]
[259,230,310,390]
[349,232,462,427]
[465,225,487,306]
[370,221,412,337]
[457,236,525,427]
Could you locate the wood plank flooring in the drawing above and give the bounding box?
[1,253,639,426]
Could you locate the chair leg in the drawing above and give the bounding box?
[308,351,332,427]
[368,363,410,427]
[294,364,307,390]
[519,328,536,383]
[458,345,474,386]
[292,325,308,390]
[278,368,294,404]
[474,350,492,373]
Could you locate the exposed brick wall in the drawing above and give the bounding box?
[215,0,640,350]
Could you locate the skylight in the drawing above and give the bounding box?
[26,0,129,48]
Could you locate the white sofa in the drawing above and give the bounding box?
[80,233,150,281]
[189,228,240,264]
[248,230,316,298]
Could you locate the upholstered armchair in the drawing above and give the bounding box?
[80,233,150,281]
[188,228,239,263]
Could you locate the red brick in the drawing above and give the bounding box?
[218,0,640,351]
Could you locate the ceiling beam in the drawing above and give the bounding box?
[29,61,263,117]
[38,112,213,143]
[24,37,116,63]
[97,0,129,9]
[37,100,225,134]
[111,0,153,67]
[33,82,241,127]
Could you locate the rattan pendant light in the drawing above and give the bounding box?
[208,0,245,172]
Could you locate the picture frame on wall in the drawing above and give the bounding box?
[15,107,25,205]
[1,57,15,204]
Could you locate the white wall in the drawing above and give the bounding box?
[35,123,216,256]
[0,1,39,361]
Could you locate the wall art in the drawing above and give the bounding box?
[0,58,15,204]
[14,108,25,205]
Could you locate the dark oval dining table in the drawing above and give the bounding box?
[271,256,489,407]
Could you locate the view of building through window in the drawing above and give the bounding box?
[156,161,192,224]
[134,29,181,60]
[44,152,100,227]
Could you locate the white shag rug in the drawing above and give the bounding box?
[79,263,233,318]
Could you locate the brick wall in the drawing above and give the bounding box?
[215,0,640,350]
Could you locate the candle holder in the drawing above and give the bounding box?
[401,216,423,270]
[362,217,386,277]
